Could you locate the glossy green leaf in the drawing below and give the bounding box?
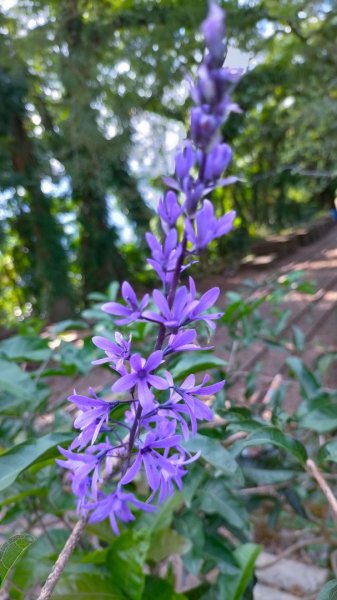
[0,335,51,362]
[0,358,40,403]
[147,528,191,563]
[53,573,125,599]
[231,426,307,465]
[108,529,150,600]
[142,576,188,600]
[0,433,73,491]
[292,326,305,353]
[199,479,248,532]
[318,440,337,464]
[286,357,320,398]
[50,320,88,334]
[0,534,35,586]
[184,434,238,475]
[229,543,261,600]
[297,393,337,432]
[318,580,337,600]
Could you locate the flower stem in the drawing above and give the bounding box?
[36,515,88,600]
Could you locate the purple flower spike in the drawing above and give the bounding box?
[68,389,114,447]
[204,143,232,181]
[157,191,183,231]
[92,332,131,369]
[111,351,168,412]
[145,278,222,331]
[60,2,241,531]
[175,143,196,183]
[146,230,182,286]
[57,441,116,501]
[202,1,226,67]
[186,199,236,251]
[102,281,149,325]
[88,488,156,535]
[164,329,204,355]
[121,430,187,498]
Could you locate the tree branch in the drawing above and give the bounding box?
[36,515,88,600]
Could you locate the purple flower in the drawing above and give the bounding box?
[201,1,226,67]
[61,2,241,530]
[204,143,232,181]
[146,230,182,286]
[92,333,131,369]
[164,329,204,355]
[164,372,223,435]
[121,431,181,490]
[111,351,168,412]
[186,200,236,251]
[190,106,219,149]
[68,389,114,448]
[57,441,117,500]
[157,191,183,230]
[145,278,222,331]
[102,282,149,325]
[88,488,156,534]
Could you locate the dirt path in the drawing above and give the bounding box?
[211,224,337,411]
[49,224,337,412]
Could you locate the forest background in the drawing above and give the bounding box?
[0,0,336,325]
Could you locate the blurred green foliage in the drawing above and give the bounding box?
[0,0,336,324]
[1,274,337,597]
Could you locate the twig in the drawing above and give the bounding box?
[223,431,248,447]
[306,458,337,525]
[261,373,283,405]
[256,536,326,569]
[238,481,292,496]
[36,515,88,600]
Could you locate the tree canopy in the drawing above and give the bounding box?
[0,0,335,323]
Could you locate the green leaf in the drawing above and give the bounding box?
[286,357,320,398]
[318,580,337,600]
[0,534,35,586]
[142,576,188,600]
[0,335,51,362]
[292,326,305,353]
[108,529,150,600]
[182,464,206,507]
[184,434,238,475]
[53,573,126,599]
[0,358,40,403]
[147,528,191,563]
[230,543,261,600]
[50,320,88,334]
[231,426,307,465]
[0,433,73,491]
[13,529,69,593]
[137,494,183,536]
[242,466,294,486]
[297,393,337,432]
[318,440,337,464]
[171,353,226,379]
[199,479,248,532]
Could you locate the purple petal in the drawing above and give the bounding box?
[120,452,143,485]
[102,302,130,317]
[147,374,169,390]
[145,350,164,372]
[111,373,137,393]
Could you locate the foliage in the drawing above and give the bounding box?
[0,0,336,322]
[1,270,337,597]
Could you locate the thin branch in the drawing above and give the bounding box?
[306,459,337,525]
[256,535,326,570]
[36,515,88,600]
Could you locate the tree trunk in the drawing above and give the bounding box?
[10,105,74,321]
